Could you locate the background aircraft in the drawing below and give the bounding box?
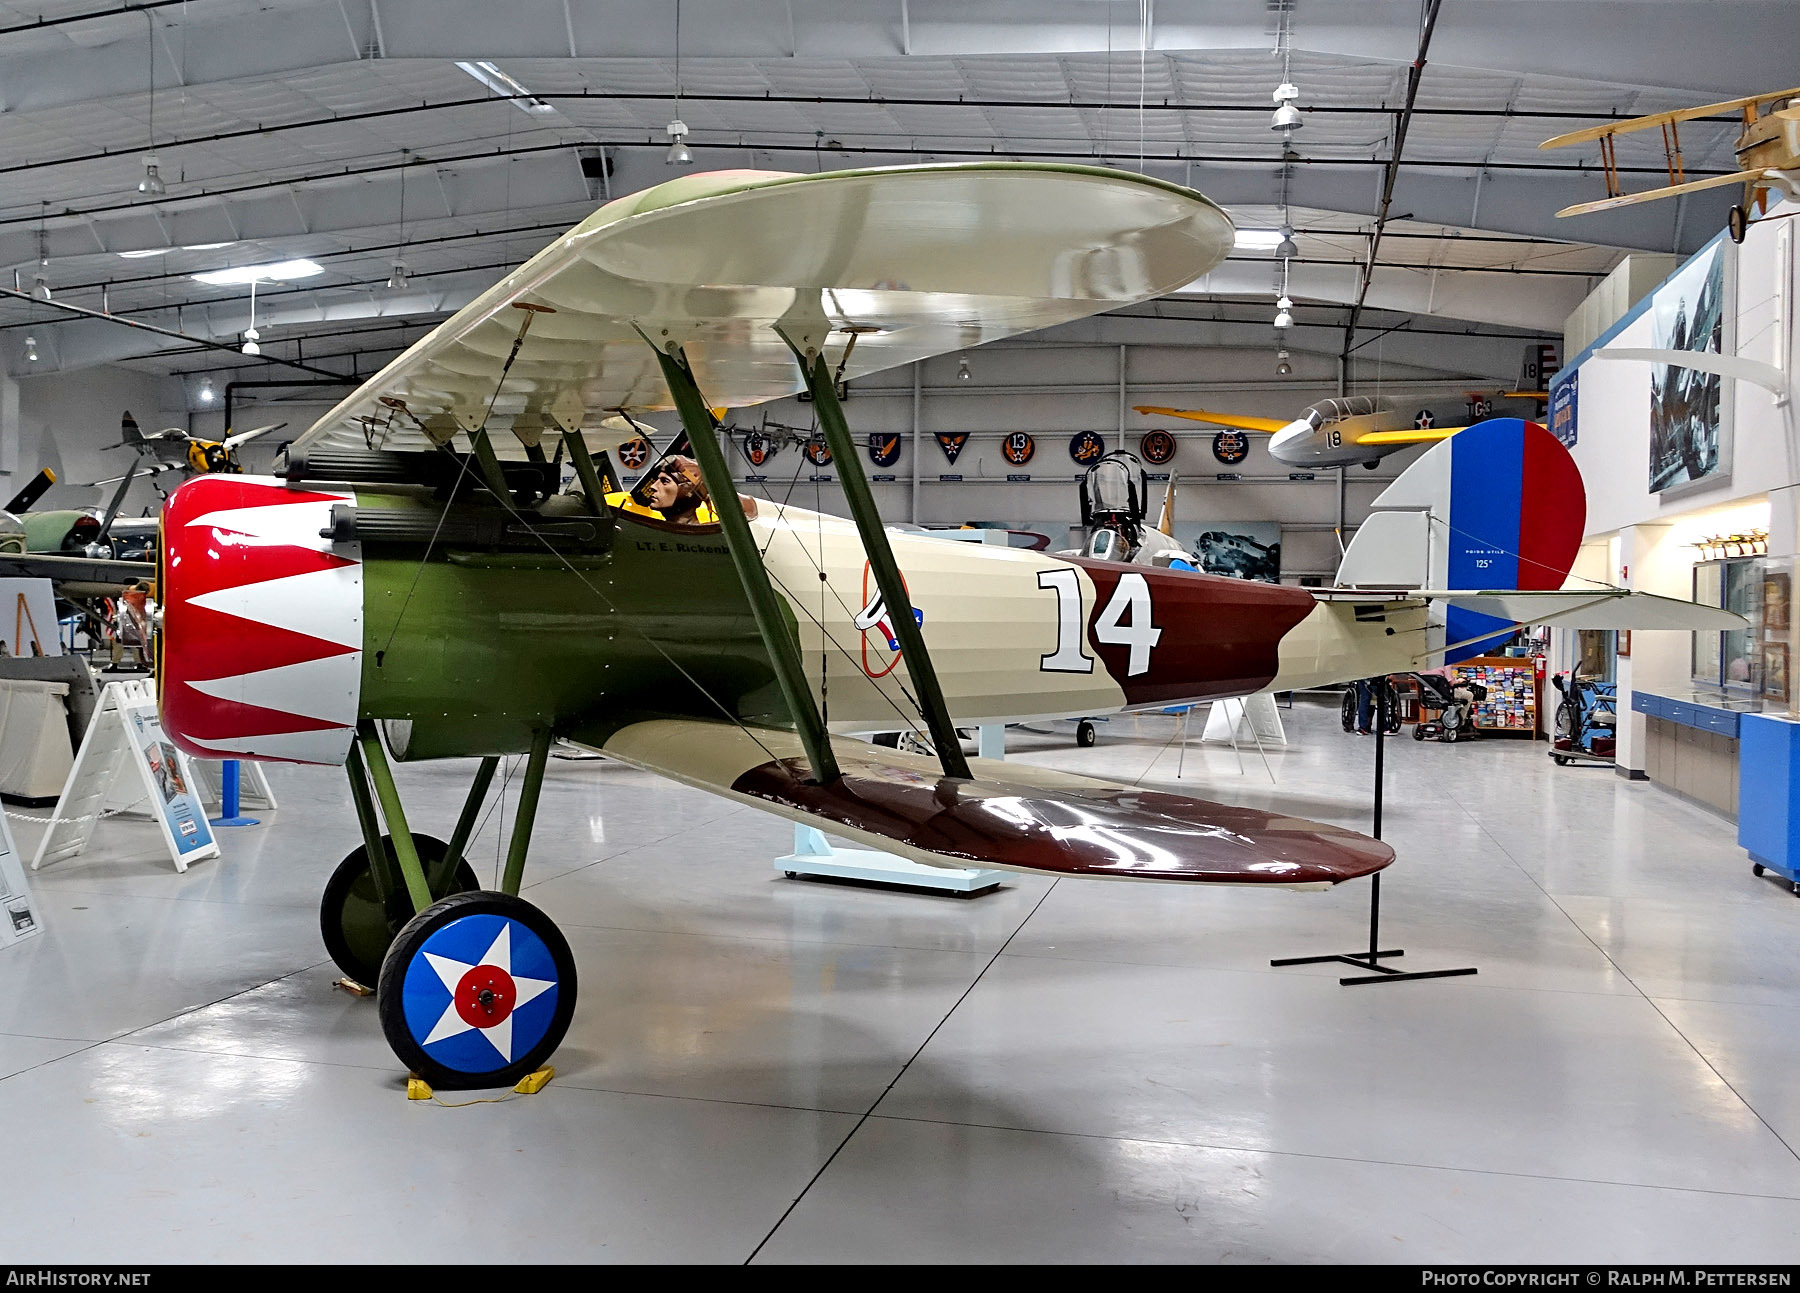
[96,410,285,484]
[1540,85,1800,241]
[1135,386,1547,469]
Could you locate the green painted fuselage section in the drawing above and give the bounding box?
[356,493,780,759]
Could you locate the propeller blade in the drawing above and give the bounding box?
[222,421,287,451]
[4,468,56,513]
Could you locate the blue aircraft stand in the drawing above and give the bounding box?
[208,760,261,828]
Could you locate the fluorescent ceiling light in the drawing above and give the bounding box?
[1234,230,1285,251]
[455,60,556,113]
[119,242,233,259]
[191,259,323,286]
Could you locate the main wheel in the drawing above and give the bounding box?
[1076,719,1097,748]
[378,890,577,1090]
[1412,724,1427,741]
[320,834,480,986]
[1728,204,1749,245]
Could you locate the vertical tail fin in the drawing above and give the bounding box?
[1336,418,1586,662]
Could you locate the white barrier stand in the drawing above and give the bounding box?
[0,804,41,949]
[1202,693,1288,746]
[30,679,219,874]
[190,759,279,812]
[776,823,1005,896]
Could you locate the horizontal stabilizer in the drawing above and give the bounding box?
[1133,405,1288,434]
[1314,587,1745,632]
[583,718,1392,888]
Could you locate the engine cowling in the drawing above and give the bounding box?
[159,475,364,765]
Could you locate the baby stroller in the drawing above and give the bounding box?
[1550,672,1616,766]
[1411,673,1489,743]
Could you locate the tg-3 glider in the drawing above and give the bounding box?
[146,164,1736,1089]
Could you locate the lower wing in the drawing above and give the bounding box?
[1132,405,1289,434]
[579,717,1392,889]
[1352,426,1467,448]
[1555,170,1766,218]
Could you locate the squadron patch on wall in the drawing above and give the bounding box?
[617,437,652,470]
[741,430,776,467]
[1211,430,1250,465]
[1140,429,1177,465]
[1002,432,1036,466]
[803,434,833,466]
[868,433,902,467]
[935,431,969,463]
[1069,430,1106,465]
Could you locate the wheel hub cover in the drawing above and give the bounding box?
[403,914,559,1072]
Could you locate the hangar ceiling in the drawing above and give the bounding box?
[0,0,1779,384]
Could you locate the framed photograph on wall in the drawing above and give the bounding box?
[1764,643,1789,704]
[1649,236,1735,497]
[1617,630,1631,658]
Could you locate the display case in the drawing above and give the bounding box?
[1692,556,1764,693]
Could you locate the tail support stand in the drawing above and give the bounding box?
[1270,680,1478,987]
[207,760,261,827]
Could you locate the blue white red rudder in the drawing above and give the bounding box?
[1334,418,1586,662]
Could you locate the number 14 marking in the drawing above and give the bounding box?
[1038,568,1163,678]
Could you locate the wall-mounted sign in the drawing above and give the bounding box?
[1288,472,1316,481]
[617,437,652,470]
[1006,473,1031,482]
[1550,370,1578,448]
[1211,430,1249,464]
[867,432,902,467]
[938,473,963,482]
[803,435,832,466]
[1215,472,1243,482]
[935,432,969,463]
[872,473,897,482]
[1001,432,1036,466]
[1140,430,1177,465]
[1069,430,1106,465]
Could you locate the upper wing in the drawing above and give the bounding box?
[1540,88,1800,149]
[1554,169,1766,217]
[1352,425,1466,448]
[582,717,1392,889]
[1132,405,1289,434]
[298,164,1234,460]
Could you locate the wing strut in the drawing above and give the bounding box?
[783,328,972,781]
[645,336,841,786]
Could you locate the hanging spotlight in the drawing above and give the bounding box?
[1275,225,1299,259]
[1273,308,1293,329]
[198,377,215,404]
[137,154,167,196]
[956,354,972,382]
[387,260,408,291]
[665,119,692,165]
[30,272,51,303]
[1272,100,1304,132]
[241,326,261,356]
[23,336,39,364]
[31,226,50,301]
[1276,348,1292,377]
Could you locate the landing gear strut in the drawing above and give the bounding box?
[334,724,578,1089]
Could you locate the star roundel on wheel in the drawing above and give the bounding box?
[1069,430,1106,465]
[618,437,652,470]
[400,912,561,1076]
[803,435,833,466]
[1211,430,1249,464]
[1002,432,1035,466]
[1140,430,1177,465]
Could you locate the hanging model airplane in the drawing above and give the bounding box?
[1540,86,1800,242]
[143,164,1737,1091]
[1132,385,1548,470]
[96,410,286,483]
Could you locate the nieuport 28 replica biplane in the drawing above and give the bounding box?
[1541,86,1800,241]
[152,164,1736,1089]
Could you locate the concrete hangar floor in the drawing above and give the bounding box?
[3,699,1797,1264]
